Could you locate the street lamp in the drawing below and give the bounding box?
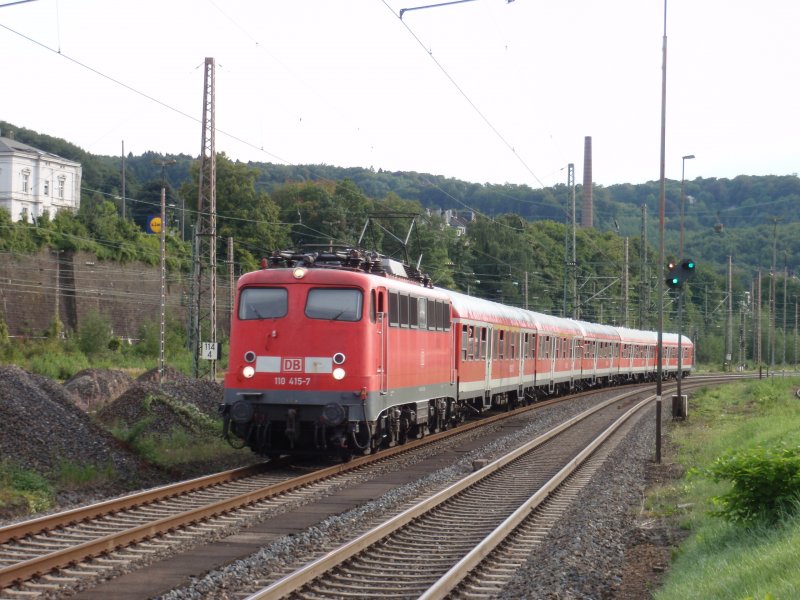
[679,154,695,258]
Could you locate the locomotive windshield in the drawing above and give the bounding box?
[239,287,288,320]
[306,288,362,321]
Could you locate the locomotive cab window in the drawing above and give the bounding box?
[305,288,362,321]
[239,287,288,320]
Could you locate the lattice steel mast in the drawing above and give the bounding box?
[191,57,218,379]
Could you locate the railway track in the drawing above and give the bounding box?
[0,386,604,597]
[0,376,739,598]
[241,375,742,600]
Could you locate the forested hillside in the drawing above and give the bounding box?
[2,121,799,366]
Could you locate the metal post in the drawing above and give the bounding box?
[121,140,126,220]
[726,256,733,370]
[795,296,798,371]
[655,0,668,464]
[679,154,694,258]
[154,159,176,386]
[159,184,166,386]
[676,288,683,417]
[783,255,787,366]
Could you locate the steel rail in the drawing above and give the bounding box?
[244,376,743,600]
[243,388,650,600]
[420,394,653,599]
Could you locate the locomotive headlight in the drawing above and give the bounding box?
[332,367,346,380]
[292,267,306,279]
[242,365,256,379]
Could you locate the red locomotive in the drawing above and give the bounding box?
[222,248,693,459]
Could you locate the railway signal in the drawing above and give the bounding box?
[666,259,697,288]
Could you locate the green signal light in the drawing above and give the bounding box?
[685,260,695,269]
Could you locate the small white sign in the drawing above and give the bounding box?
[201,342,219,360]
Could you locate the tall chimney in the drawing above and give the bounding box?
[581,136,593,228]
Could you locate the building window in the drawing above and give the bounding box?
[58,178,65,199]
[44,180,50,196]
[22,171,30,193]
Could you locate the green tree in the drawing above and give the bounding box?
[77,310,113,355]
[182,154,289,272]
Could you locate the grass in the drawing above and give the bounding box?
[108,394,245,470]
[0,460,55,516]
[651,377,800,599]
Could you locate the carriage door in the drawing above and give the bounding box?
[483,326,492,407]
[377,288,388,394]
[569,337,578,389]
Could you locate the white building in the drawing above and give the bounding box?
[0,135,82,222]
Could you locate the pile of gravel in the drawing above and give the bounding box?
[0,364,152,487]
[94,367,224,436]
[63,368,134,412]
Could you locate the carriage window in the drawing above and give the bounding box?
[468,327,477,360]
[441,301,451,331]
[461,325,469,360]
[399,294,410,327]
[427,299,438,330]
[409,296,419,328]
[389,292,399,326]
[239,287,287,320]
[370,290,377,323]
[306,288,362,321]
[418,297,427,329]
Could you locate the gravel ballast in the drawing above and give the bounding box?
[156,398,685,600]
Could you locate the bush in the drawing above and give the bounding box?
[706,444,800,524]
[29,350,90,380]
[77,310,113,355]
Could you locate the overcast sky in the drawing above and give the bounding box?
[2,0,798,188]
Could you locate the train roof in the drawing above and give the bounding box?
[571,320,621,341]
[441,288,583,335]
[613,327,659,344]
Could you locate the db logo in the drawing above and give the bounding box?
[282,358,303,372]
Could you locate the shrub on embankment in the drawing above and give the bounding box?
[650,377,800,600]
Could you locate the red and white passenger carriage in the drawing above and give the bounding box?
[222,248,693,458]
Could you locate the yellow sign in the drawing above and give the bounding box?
[149,216,163,234]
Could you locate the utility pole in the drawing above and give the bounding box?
[639,204,649,329]
[121,140,126,219]
[795,295,798,370]
[769,217,781,368]
[621,237,629,328]
[191,57,219,380]
[738,292,747,370]
[563,163,577,319]
[154,159,176,386]
[726,256,733,371]
[782,253,788,366]
[228,237,235,331]
[755,271,762,367]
